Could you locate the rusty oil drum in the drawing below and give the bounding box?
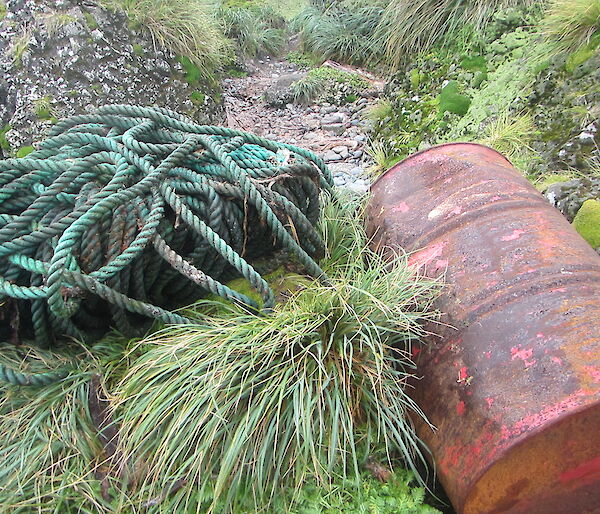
[365,143,600,513]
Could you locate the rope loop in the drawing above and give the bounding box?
[0,105,332,385]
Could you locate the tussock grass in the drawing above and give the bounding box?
[477,112,537,163]
[541,0,600,54]
[219,3,286,57]
[111,194,438,511]
[376,0,538,68]
[0,336,133,512]
[0,196,439,512]
[294,3,386,66]
[100,0,230,75]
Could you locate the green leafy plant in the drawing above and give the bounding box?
[438,81,471,116]
[100,0,230,76]
[287,50,318,69]
[542,0,600,55]
[111,194,438,512]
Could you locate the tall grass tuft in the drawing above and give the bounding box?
[100,0,230,75]
[112,194,439,511]
[541,0,600,55]
[477,111,537,164]
[0,336,133,511]
[377,0,538,68]
[293,3,386,66]
[219,3,286,58]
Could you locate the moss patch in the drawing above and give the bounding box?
[82,10,99,31]
[573,199,600,249]
[0,1,7,21]
[223,267,313,309]
[16,146,35,158]
[0,124,11,153]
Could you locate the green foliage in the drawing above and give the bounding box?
[0,337,133,512]
[280,469,440,513]
[366,139,403,178]
[292,66,370,103]
[16,146,35,158]
[477,111,537,169]
[82,10,99,30]
[177,54,202,85]
[0,1,5,20]
[190,90,206,105]
[287,50,318,69]
[9,29,31,68]
[0,196,440,512]
[438,81,471,116]
[542,0,600,55]
[293,2,386,67]
[132,42,144,55]
[33,95,57,121]
[376,0,538,68]
[42,13,77,36]
[0,124,10,153]
[112,194,438,512]
[100,0,230,76]
[573,198,600,248]
[219,1,286,57]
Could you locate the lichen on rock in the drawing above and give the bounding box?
[0,0,224,154]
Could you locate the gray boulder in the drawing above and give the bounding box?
[0,0,224,153]
[544,177,600,222]
[263,72,305,107]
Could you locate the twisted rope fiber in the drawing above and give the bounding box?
[0,104,333,386]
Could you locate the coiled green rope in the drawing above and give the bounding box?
[0,104,332,386]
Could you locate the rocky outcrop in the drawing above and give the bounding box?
[0,0,224,154]
[544,177,600,222]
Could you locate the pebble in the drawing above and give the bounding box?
[322,123,345,136]
[324,150,342,162]
[322,113,344,125]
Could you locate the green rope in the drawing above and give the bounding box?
[0,104,332,386]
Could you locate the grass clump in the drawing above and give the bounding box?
[477,111,537,167]
[292,66,371,103]
[294,2,386,67]
[100,0,230,76]
[542,0,600,55]
[0,337,132,512]
[0,197,439,512]
[111,195,438,511]
[219,1,286,57]
[376,0,538,68]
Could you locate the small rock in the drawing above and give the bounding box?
[345,181,369,195]
[324,150,342,162]
[322,112,344,125]
[578,131,595,145]
[332,145,348,154]
[322,123,345,136]
[353,150,363,158]
[355,135,366,142]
